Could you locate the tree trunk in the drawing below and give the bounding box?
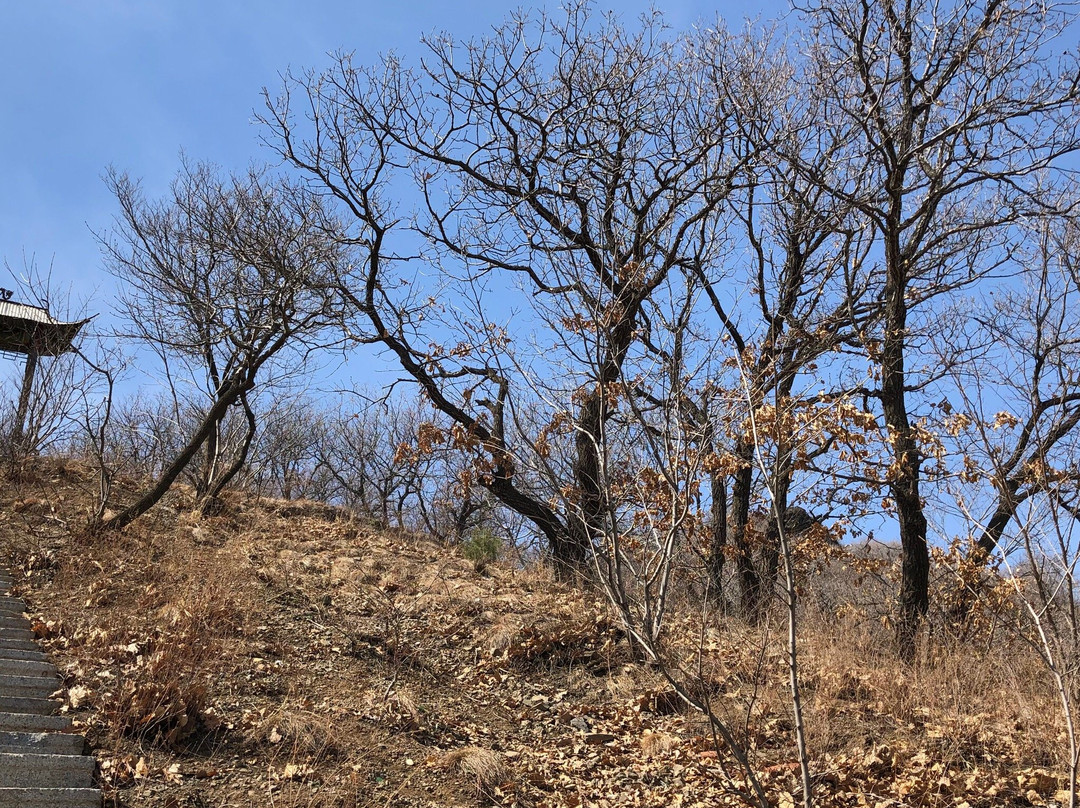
[882,238,930,657]
[485,470,583,578]
[763,476,791,592]
[974,490,1020,558]
[102,377,254,532]
[196,418,220,498]
[707,469,728,604]
[564,387,605,576]
[12,351,38,454]
[730,439,763,619]
[204,390,258,503]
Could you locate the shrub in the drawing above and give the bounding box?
[461,528,501,570]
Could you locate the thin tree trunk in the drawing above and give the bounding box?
[197,419,219,497]
[204,390,258,502]
[102,378,253,532]
[763,471,792,590]
[775,506,813,808]
[707,469,728,604]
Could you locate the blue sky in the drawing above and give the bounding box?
[3,2,1070,554]
[0,1,776,317]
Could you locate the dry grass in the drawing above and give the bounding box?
[440,746,509,794]
[640,731,681,757]
[254,706,346,759]
[0,457,1072,807]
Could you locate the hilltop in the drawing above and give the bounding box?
[0,458,1070,807]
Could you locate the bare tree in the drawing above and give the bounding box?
[0,261,96,467]
[740,373,815,808]
[101,392,195,485]
[242,393,333,502]
[682,30,879,618]
[957,217,1080,559]
[97,161,352,530]
[925,210,1080,635]
[954,486,1080,807]
[800,0,1080,653]
[68,338,129,525]
[308,396,434,526]
[260,4,770,576]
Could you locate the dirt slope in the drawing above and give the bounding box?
[0,459,1070,807]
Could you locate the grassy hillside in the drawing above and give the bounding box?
[0,458,1070,807]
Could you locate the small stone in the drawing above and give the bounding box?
[584,733,617,745]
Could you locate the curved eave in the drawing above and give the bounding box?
[0,316,93,357]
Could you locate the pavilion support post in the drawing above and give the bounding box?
[13,349,38,449]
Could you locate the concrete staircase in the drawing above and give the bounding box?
[0,570,100,807]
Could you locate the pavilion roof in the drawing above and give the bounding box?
[0,300,91,357]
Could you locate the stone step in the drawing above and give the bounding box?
[0,731,85,755]
[0,638,39,653]
[0,658,56,679]
[0,698,58,716]
[0,675,60,698]
[0,685,57,701]
[0,788,101,808]
[0,648,48,662]
[0,658,56,678]
[0,752,96,787]
[0,574,100,806]
[0,712,71,733]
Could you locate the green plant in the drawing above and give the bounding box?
[462,528,501,570]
